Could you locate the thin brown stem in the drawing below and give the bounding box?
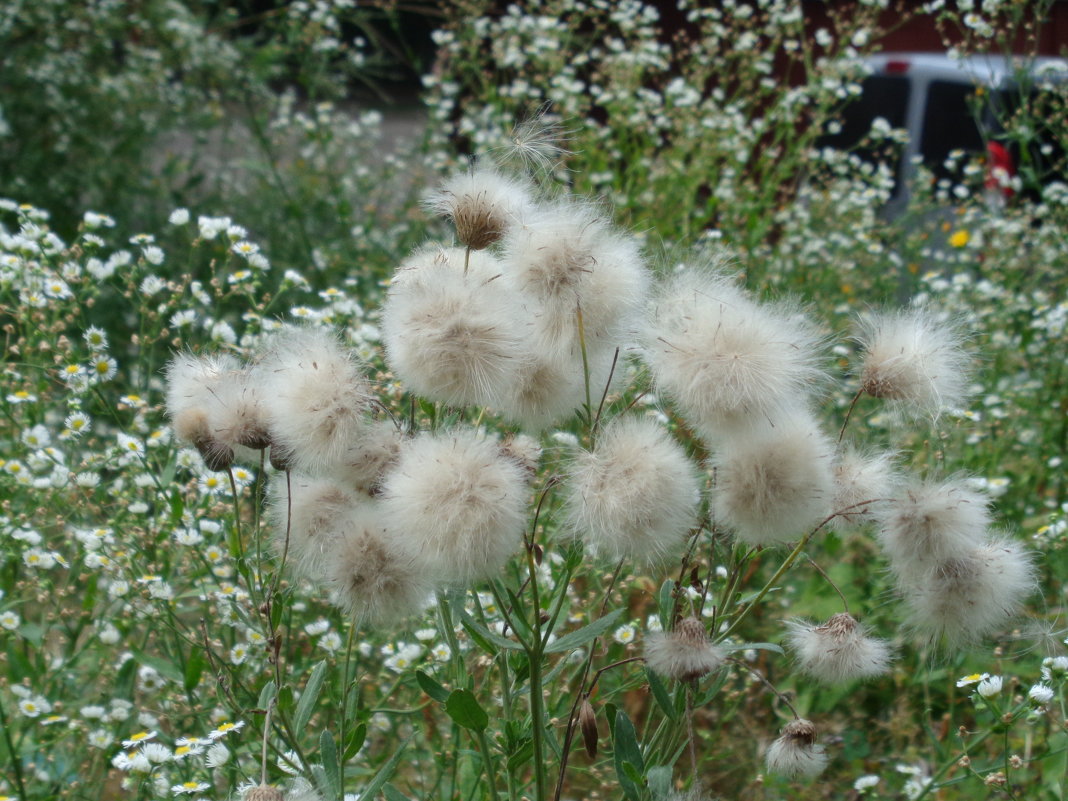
[838,387,864,444]
[805,556,850,615]
[733,660,800,719]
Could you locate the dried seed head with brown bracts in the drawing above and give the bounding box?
[785,613,892,684]
[242,785,284,801]
[644,617,726,682]
[765,718,828,779]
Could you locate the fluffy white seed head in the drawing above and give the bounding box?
[422,163,534,250]
[643,269,826,436]
[644,617,726,682]
[785,613,893,684]
[501,200,649,353]
[322,504,434,626]
[166,352,254,470]
[254,328,374,473]
[829,448,898,530]
[765,719,828,779]
[381,246,533,409]
[324,419,403,496]
[899,539,1035,648]
[494,344,618,431]
[855,308,971,418]
[562,415,702,563]
[877,477,991,577]
[378,429,530,584]
[268,475,361,582]
[712,411,834,546]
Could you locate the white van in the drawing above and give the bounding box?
[819,52,1067,217]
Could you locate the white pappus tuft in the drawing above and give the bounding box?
[712,410,834,546]
[785,613,893,684]
[829,447,899,530]
[898,539,1035,648]
[765,719,828,779]
[321,503,434,626]
[644,616,726,682]
[877,477,991,577]
[855,307,971,418]
[254,327,374,473]
[562,415,702,563]
[381,245,533,410]
[500,199,649,354]
[378,429,531,585]
[267,475,363,582]
[422,162,534,251]
[642,268,826,438]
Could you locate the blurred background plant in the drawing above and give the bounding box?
[1,0,1067,800]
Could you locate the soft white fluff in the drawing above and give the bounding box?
[378,429,530,584]
[855,308,971,418]
[712,411,834,546]
[268,474,361,582]
[500,199,649,353]
[785,613,892,684]
[324,419,403,496]
[422,162,534,250]
[563,415,702,563]
[322,503,434,626]
[765,719,828,779]
[254,328,374,473]
[166,352,253,469]
[644,617,726,682]
[877,477,991,577]
[829,447,898,530]
[899,539,1035,648]
[381,246,533,409]
[643,269,826,437]
[494,344,618,431]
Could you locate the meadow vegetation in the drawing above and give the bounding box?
[1,2,1067,800]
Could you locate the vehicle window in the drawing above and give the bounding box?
[818,75,910,197]
[919,80,985,181]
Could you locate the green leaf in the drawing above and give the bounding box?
[383,785,414,801]
[320,730,340,797]
[613,708,645,801]
[506,738,533,773]
[183,648,205,693]
[343,723,367,762]
[257,681,277,712]
[415,670,450,704]
[132,649,184,684]
[658,579,675,630]
[645,667,677,721]
[360,735,412,799]
[545,608,624,654]
[457,608,524,652]
[646,765,673,797]
[445,689,488,732]
[294,661,328,733]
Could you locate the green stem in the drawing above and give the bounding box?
[475,727,501,801]
[0,696,27,799]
